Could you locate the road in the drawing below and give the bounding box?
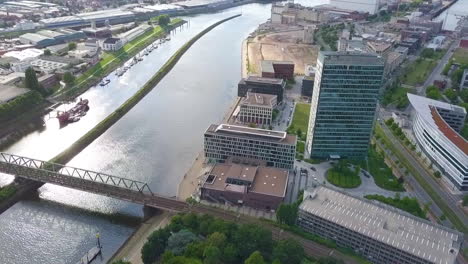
[419,40,459,96]
[378,121,468,230]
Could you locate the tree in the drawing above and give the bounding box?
[184,242,206,259]
[223,244,239,264]
[463,195,468,207]
[296,128,302,138]
[141,228,171,264]
[158,14,170,26]
[167,229,199,255]
[44,49,51,56]
[276,203,297,226]
[63,72,75,86]
[421,48,435,59]
[460,89,468,102]
[203,245,222,264]
[233,224,272,260]
[273,239,304,264]
[433,171,441,178]
[68,42,77,50]
[444,89,458,103]
[24,67,46,95]
[244,251,265,264]
[206,232,226,248]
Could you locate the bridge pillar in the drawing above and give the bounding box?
[142,205,161,221]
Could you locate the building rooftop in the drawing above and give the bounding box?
[319,51,385,65]
[0,85,30,103]
[241,92,277,107]
[367,41,392,53]
[103,38,121,44]
[243,76,285,85]
[4,48,43,61]
[300,186,463,264]
[20,33,51,43]
[261,60,294,73]
[206,124,296,145]
[202,162,288,197]
[408,94,467,155]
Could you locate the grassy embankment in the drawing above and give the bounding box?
[374,124,467,233]
[286,103,310,160]
[0,14,242,212]
[55,19,185,99]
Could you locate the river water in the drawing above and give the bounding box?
[434,0,468,31]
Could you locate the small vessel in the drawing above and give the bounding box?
[57,98,90,125]
[99,78,110,86]
[144,49,149,56]
[165,36,171,41]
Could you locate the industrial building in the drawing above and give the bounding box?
[200,158,288,210]
[408,94,467,190]
[237,92,277,125]
[306,52,385,159]
[261,60,295,80]
[118,24,152,44]
[19,29,86,48]
[40,9,136,28]
[204,124,296,169]
[238,76,285,102]
[329,0,380,15]
[297,186,463,264]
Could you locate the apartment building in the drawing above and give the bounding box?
[297,186,463,264]
[238,92,277,125]
[204,124,296,169]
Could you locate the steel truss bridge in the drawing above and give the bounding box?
[0,152,188,212]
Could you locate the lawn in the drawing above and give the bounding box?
[287,103,311,141]
[326,162,362,188]
[402,59,437,86]
[382,85,413,109]
[452,48,468,65]
[365,194,426,219]
[0,185,16,202]
[366,147,405,192]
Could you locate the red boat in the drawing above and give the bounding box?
[57,98,89,124]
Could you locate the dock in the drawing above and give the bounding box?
[76,246,102,264]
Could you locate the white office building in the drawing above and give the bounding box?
[408,94,467,190]
[329,0,380,15]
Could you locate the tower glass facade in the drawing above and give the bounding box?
[306,52,384,159]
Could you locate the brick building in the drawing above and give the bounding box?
[261,60,295,80]
[200,159,288,210]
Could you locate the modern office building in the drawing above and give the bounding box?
[204,124,296,169]
[329,0,380,15]
[102,38,123,51]
[261,60,295,80]
[297,186,463,264]
[237,92,277,125]
[238,76,285,102]
[408,94,467,190]
[306,52,385,159]
[200,158,288,210]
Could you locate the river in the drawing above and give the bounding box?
[434,0,468,31]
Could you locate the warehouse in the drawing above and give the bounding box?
[40,9,136,28]
[19,29,85,48]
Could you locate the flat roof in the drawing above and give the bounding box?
[261,60,294,73]
[206,124,296,145]
[203,163,288,197]
[0,85,30,103]
[241,92,277,107]
[243,76,284,85]
[367,41,392,52]
[300,186,463,264]
[319,51,385,65]
[408,94,467,155]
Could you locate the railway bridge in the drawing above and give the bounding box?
[0,152,188,212]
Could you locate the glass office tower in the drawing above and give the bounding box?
[306,52,385,159]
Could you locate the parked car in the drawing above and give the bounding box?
[310,166,316,171]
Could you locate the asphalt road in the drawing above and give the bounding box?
[378,121,468,229]
[419,40,459,96]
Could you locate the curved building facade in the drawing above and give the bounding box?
[408,94,468,190]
